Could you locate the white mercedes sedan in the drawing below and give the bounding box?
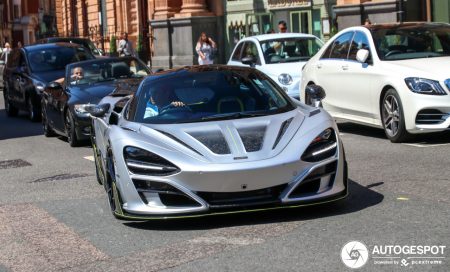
[228,33,323,100]
[301,22,450,142]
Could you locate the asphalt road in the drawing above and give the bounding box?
[0,92,449,272]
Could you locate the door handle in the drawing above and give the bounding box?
[341,65,349,70]
[316,63,322,69]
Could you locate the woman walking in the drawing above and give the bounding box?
[195,32,216,65]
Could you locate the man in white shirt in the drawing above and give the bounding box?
[117,33,135,57]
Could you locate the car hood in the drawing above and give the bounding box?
[259,61,307,78]
[136,109,306,164]
[383,56,450,79]
[33,70,65,83]
[70,78,142,102]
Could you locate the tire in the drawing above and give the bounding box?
[3,84,19,117]
[381,89,411,143]
[27,96,41,122]
[41,103,56,137]
[91,131,105,185]
[65,110,81,147]
[105,150,125,219]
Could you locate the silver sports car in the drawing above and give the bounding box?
[87,65,348,220]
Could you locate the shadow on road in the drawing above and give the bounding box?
[124,179,384,230]
[0,109,44,140]
[338,122,450,144]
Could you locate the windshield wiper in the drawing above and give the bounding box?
[201,111,268,121]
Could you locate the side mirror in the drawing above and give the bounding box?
[356,49,370,63]
[305,85,326,108]
[241,56,256,68]
[85,103,110,118]
[47,81,62,89]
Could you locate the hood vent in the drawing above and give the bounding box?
[272,118,293,149]
[155,130,203,156]
[237,126,266,152]
[188,130,231,155]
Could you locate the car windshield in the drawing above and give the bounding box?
[260,37,323,64]
[27,47,94,73]
[67,58,150,86]
[132,69,295,124]
[372,24,450,60]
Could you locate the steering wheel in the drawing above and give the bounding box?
[158,104,192,116]
[385,50,403,57]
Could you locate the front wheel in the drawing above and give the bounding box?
[381,89,411,143]
[105,150,125,219]
[27,96,41,122]
[4,84,19,117]
[42,103,56,137]
[65,111,81,147]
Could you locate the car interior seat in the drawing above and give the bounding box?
[217,96,244,113]
[111,62,130,78]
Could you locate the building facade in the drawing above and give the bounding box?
[334,0,450,31]
[0,0,57,47]
[224,0,336,59]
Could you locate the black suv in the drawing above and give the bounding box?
[36,37,103,57]
[3,43,94,121]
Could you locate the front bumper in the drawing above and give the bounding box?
[74,115,92,141]
[114,154,348,220]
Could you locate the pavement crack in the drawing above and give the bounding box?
[30,173,93,183]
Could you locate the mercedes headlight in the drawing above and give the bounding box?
[404,77,447,95]
[278,73,293,85]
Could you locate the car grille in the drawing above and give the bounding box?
[196,184,287,208]
[415,109,448,125]
[288,161,337,198]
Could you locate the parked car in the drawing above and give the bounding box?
[228,33,323,100]
[41,56,151,147]
[36,37,104,57]
[3,43,94,121]
[86,65,347,220]
[301,22,450,142]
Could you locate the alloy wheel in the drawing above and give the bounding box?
[382,94,400,137]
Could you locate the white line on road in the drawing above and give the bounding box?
[402,143,450,148]
[84,156,94,161]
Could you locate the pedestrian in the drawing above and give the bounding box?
[17,41,22,49]
[117,32,135,57]
[195,32,216,65]
[364,18,372,26]
[0,42,11,64]
[278,21,288,33]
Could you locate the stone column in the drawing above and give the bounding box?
[176,0,212,17]
[154,0,182,20]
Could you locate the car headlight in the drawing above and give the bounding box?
[33,80,45,93]
[301,128,337,162]
[404,77,447,95]
[278,73,293,85]
[74,104,91,117]
[123,146,180,176]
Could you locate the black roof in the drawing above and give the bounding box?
[23,42,86,52]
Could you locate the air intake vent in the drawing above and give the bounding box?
[188,130,231,155]
[415,109,448,125]
[156,130,203,156]
[272,118,293,149]
[237,126,266,152]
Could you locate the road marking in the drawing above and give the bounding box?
[84,156,94,161]
[0,204,107,271]
[397,197,409,201]
[402,143,450,148]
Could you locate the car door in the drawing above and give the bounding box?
[16,51,34,106]
[339,31,376,122]
[5,50,21,104]
[313,31,354,115]
[45,80,70,133]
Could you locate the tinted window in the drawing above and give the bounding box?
[131,69,294,124]
[328,32,354,59]
[231,42,243,61]
[241,42,261,65]
[348,31,371,61]
[27,46,94,73]
[260,37,323,64]
[372,24,450,60]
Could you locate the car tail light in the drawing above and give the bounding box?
[123,146,180,176]
[301,128,337,162]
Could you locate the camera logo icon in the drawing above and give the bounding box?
[341,241,369,269]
